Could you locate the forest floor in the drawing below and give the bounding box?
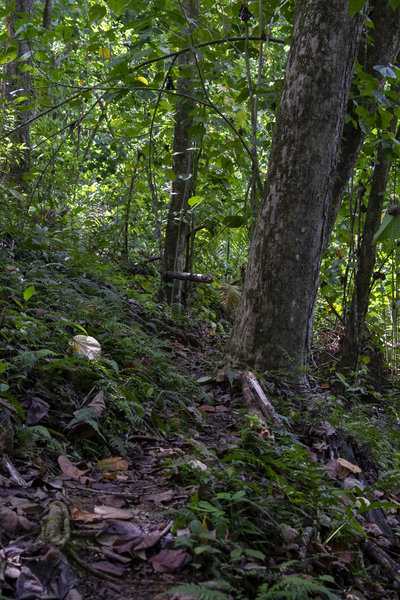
[2,253,400,600]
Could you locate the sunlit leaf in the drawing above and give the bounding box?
[98,47,111,59]
[23,286,35,301]
[188,195,204,207]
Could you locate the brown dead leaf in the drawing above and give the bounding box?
[97,457,129,472]
[323,459,339,479]
[149,548,191,573]
[58,456,90,479]
[87,390,105,414]
[146,490,175,504]
[113,531,163,554]
[362,521,383,537]
[215,405,229,413]
[69,505,102,524]
[33,457,47,477]
[376,536,392,548]
[331,541,355,563]
[90,561,125,577]
[93,505,134,520]
[198,405,215,412]
[103,472,117,480]
[0,506,37,536]
[336,457,362,475]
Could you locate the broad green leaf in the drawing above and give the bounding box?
[0,49,17,64]
[348,0,368,16]
[389,0,400,9]
[373,64,397,79]
[371,90,391,106]
[88,4,107,21]
[224,215,246,228]
[136,76,148,86]
[188,195,204,207]
[105,0,130,16]
[23,286,36,301]
[373,214,400,244]
[0,362,7,374]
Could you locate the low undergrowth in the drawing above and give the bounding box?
[2,242,400,600]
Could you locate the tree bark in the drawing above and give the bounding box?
[162,0,199,305]
[2,0,34,185]
[339,122,398,375]
[326,0,400,242]
[228,0,363,390]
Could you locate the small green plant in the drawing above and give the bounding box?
[255,574,341,600]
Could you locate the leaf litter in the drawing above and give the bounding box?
[1,324,400,599]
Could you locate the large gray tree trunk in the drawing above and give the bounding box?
[162,0,199,306]
[228,0,363,390]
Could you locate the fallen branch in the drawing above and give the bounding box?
[242,371,283,426]
[361,539,400,586]
[162,270,213,283]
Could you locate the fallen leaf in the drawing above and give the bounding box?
[149,548,191,573]
[70,335,101,360]
[198,405,215,412]
[362,522,383,536]
[20,396,49,425]
[336,457,362,477]
[113,531,162,554]
[0,506,37,536]
[93,505,134,520]
[146,490,175,504]
[87,390,105,414]
[58,456,90,480]
[331,541,355,563]
[69,506,102,524]
[187,460,208,471]
[90,561,125,577]
[98,457,129,471]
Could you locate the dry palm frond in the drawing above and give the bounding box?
[220,282,241,311]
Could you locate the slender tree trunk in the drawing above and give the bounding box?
[326,0,400,242]
[42,0,55,29]
[228,0,363,390]
[339,122,398,375]
[162,0,199,306]
[2,0,34,185]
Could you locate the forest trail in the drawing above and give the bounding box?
[2,324,400,600]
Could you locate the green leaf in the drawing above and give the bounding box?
[105,0,130,16]
[188,195,204,207]
[196,375,213,383]
[0,362,7,374]
[88,4,107,21]
[23,285,36,301]
[223,215,245,228]
[389,0,400,9]
[348,0,368,16]
[373,214,400,244]
[0,49,17,64]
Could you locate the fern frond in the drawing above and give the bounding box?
[256,575,341,600]
[168,583,232,600]
[220,283,241,311]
